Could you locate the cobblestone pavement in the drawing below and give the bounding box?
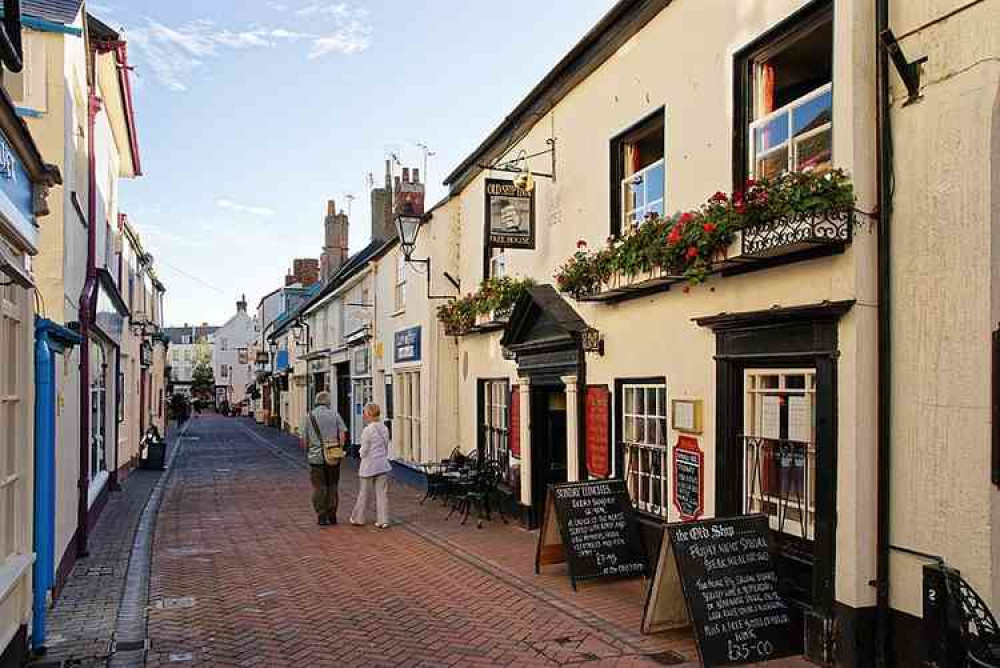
[143,416,814,668]
[37,425,181,666]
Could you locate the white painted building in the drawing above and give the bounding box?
[213,296,254,408]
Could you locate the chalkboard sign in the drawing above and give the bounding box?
[667,515,800,666]
[535,480,646,590]
[672,436,703,520]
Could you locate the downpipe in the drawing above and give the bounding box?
[875,0,894,664]
[31,327,53,651]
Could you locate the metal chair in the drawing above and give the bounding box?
[460,460,507,529]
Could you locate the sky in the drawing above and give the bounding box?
[99,0,616,326]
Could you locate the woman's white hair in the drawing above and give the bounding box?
[314,392,332,407]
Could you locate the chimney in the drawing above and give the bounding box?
[393,164,426,218]
[321,199,349,280]
[413,168,420,183]
[237,294,247,313]
[287,258,319,287]
[402,167,410,183]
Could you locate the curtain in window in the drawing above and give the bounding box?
[760,63,776,114]
[624,142,640,178]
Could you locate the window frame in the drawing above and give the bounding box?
[394,370,421,462]
[613,376,668,520]
[478,378,511,477]
[732,0,834,189]
[394,254,407,313]
[608,106,665,239]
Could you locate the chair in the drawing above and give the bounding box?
[420,463,449,504]
[942,566,1000,667]
[459,460,507,529]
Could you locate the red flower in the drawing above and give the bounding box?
[710,191,728,203]
[745,178,757,188]
[702,222,717,234]
[577,239,588,249]
[679,212,695,225]
[667,228,682,245]
[686,246,699,260]
[734,200,746,214]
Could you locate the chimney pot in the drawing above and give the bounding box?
[413,168,420,183]
[327,200,336,216]
[402,167,410,183]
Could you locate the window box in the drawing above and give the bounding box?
[741,207,852,258]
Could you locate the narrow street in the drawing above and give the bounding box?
[140,416,695,667]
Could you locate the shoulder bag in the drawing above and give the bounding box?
[310,413,344,465]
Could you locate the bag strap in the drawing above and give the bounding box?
[309,413,323,444]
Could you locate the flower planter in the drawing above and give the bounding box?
[741,209,853,258]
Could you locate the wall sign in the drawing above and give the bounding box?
[672,436,703,521]
[666,515,801,666]
[0,128,37,251]
[585,386,610,477]
[510,384,520,458]
[672,398,702,434]
[535,480,646,590]
[394,326,421,364]
[485,178,535,249]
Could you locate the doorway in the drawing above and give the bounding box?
[334,361,351,440]
[530,386,568,521]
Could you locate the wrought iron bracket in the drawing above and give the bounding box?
[880,29,927,106]
[405,256,458,301]
[479,137,557,182]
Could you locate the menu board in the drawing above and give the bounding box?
[672,436,703,520]
[538,480,646,589]
[585,386,610,477]
[666,515,800,666]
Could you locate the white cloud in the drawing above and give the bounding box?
[127,10,365,91]
[216,199,275,217]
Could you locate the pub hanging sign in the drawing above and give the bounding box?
[485,179,535,249]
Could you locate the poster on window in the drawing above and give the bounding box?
[485,179,535,249]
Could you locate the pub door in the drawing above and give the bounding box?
[530,386,568,521]
[334,362,351,440]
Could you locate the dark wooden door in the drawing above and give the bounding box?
[530,386,568,520]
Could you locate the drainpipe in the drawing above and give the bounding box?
[875,0,894,663]
[31,326,54,650]
[76,64,102,558]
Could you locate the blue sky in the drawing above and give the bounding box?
[100,0,615,325]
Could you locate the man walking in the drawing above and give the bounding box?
[300,392,348,525]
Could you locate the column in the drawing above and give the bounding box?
[562,375,579,482]
[518,377,532,507]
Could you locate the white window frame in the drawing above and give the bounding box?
[489,250,506,279]
[0,282,28,569]
[621,157,665,227]
[621,382,669,518]
[749,83,833,179]
[394,370,421,462]
[743,368,816,540]
[482,380,510,475]
[394,254,406,313]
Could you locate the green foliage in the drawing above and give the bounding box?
[191,361,215,396]
[554,168,856,295]
[437,276,535,336]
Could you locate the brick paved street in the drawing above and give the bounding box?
[136,415,814,668]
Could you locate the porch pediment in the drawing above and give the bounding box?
[501,284,588,353]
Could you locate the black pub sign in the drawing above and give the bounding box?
[485,178,535,249]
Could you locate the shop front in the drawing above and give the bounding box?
[392,325,422,463]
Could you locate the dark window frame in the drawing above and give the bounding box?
[608,107,665,239]
[613,375,668,522]
[731,0,834,190]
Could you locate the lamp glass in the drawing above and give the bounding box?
[395,215,422,258]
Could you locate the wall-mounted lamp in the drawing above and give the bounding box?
[581,327,604,356]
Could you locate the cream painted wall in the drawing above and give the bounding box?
[881,0,1000,618]
[447,0,881,612]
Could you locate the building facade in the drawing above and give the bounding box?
[164,324,216,399]
[213,296,253,410]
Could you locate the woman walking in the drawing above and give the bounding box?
[350,403,392,528]
[300,392,348,526]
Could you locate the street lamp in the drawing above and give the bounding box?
[395,214,422,262]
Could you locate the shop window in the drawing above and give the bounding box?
[619,380,668,518]
[610,109,665,236]
[735,3,833,183]
[0,283,25,562]
[743,369,816,540]
[395,254,406,312]
[394,370,421,461]
[480,379,510,477]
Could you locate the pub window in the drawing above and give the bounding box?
[620,381,669,518]
[394,254,406,312]
[736,4,833,182]
[610,109,665,236]
[488,248,506,280]
[480,379,510,477]
[0,282,26,564]
[743,369,816,541]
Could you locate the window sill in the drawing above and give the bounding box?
[392,309,405,317]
